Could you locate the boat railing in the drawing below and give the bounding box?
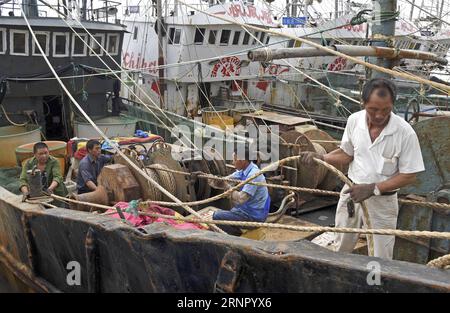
[118,96,250,153]
[0,0,120,24]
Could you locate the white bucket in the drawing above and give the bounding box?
[74,116,137,138]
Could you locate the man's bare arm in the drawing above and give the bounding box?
[323,148,354,167]
[376,173,416,193]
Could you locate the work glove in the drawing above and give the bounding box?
[44,188,54,195]
[298,151,323,166]
[21,191,30,202]
[343,183,375,203]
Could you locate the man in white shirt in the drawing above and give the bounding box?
[299,78,425,259]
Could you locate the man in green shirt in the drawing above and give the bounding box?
[19,142,68,201]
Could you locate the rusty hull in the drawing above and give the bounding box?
[1,187,450,292]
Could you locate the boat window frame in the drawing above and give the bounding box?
[71,33,88,57]
[0,28,6,54]
[259,32,266,44]
[89,33,105,56]
[32,31,50,56]
[53,32,70,57]
[10,29,29,56]
[133,26,138,40]
[106,33,120,55]
[208,29,217,45]
[173,28,182,45]
[168,27,175,44]
[194,27,206,45]
[232,31,241,45]
[242,32,250,45]
[220,29,231,45]
[252,31,260,45]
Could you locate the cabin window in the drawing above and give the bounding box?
[194,28,206,44]
[32,31,49,56]
[107,33,120,55]
[232,31,241,45]
[173,29,181,45]
[260,32,266,44]
[208,30,217,45]
[169,28,181,45]
[220,30,231,45]
[414,43,421,50]
[53,32,69,57]
[90,33,105,56]
[0,29,6,54]
[133,26,138,40]
[287,39,295,48]
[252,32,259,44]
[242,32,250,45]
[72,33,88,57]
[265,35,270,44]
[168,28,175,44]
[10,30,29,56]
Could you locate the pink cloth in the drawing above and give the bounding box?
[107,202,207,230]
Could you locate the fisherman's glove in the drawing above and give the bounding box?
[299,151,323,166]
[21,191,30,202]
[343,183,375,203]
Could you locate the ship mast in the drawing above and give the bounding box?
[368,0,398,79]
[157,0,166,109]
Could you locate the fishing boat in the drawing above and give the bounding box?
[0,0,449,293]
[120,0,450,126]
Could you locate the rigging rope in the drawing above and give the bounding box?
[49,194,450,244]
[21,7,225,234]
[177,0,450,94]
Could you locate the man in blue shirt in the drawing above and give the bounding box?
[76,139,112,194]
[211,147,271,235]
